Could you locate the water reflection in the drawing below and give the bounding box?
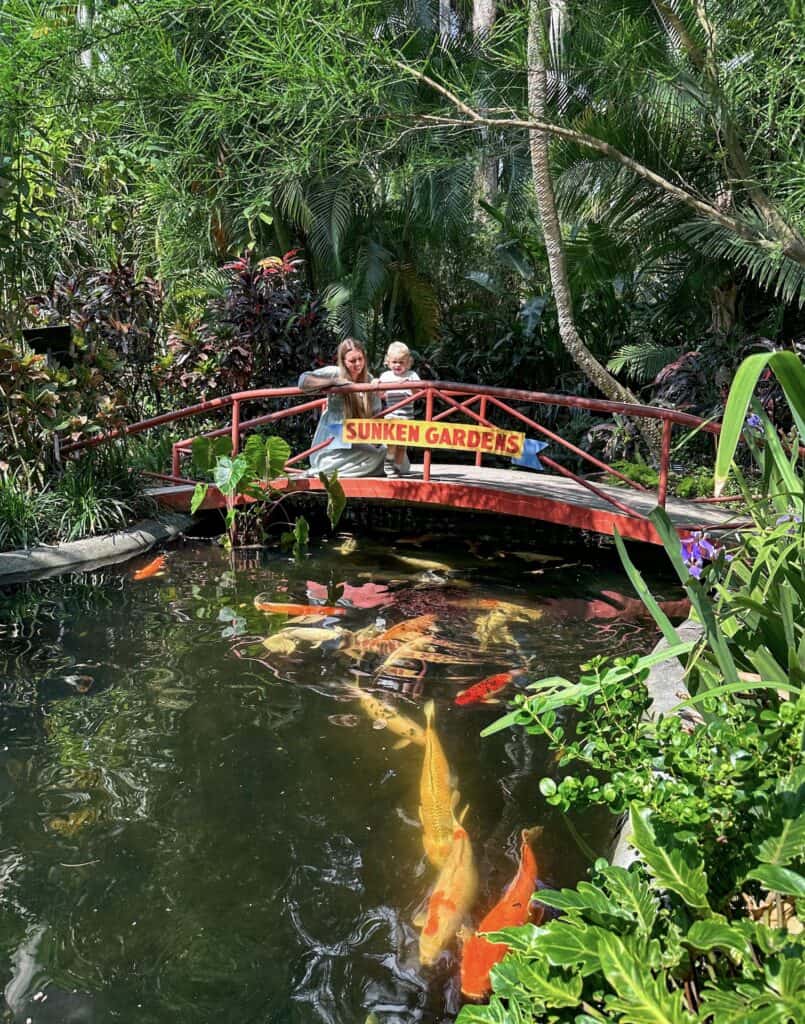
[0,537,677,1023]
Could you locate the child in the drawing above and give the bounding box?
[378,342,420,477]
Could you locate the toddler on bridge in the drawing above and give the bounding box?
[379,342,420,477]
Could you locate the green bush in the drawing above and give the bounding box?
[606,459,659,488]
[676,466,715,498]
[0,447,155,551]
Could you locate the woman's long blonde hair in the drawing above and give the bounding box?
[336,338,373,420]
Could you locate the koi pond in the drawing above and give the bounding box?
[0,531,677,1024]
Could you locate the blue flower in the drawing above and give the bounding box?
[745,413,762,431]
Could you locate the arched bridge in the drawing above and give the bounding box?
[61,380,744,546]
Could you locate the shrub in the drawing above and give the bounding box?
[162,250,336,400]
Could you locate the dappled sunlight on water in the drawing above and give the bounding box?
[0,534,679,1023]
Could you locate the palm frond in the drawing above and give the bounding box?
[679,217,805,308]
[607,341,682,383]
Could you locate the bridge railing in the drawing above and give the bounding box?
[60,380,723,520]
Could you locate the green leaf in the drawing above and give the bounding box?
[684,918,752,959]
[456,994,508,1024]
[598,933,695,1024]
[614,528,682,649]
[649,507,739,684]
[265,435,291,479]
[243,434,268,478]
[629,806,710,910]
[490,954,583,1009]
[189,482,208,515]
[535,882,634,926]
[213,454,249,496]
[319,469,346,528]
[715,351,805,495]
[745,865,805,896]
[510,919,603,975]
[190,436,214,476]
[601,867,658,936]
[756,777,805,868]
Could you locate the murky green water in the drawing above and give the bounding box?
[0,534,672,1024]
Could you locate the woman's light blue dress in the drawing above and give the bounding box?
[298,366,386,477]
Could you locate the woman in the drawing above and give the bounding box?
[297,338,386,477]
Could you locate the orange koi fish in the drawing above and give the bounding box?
[416,819,478,966]
[460,827,543,1001]
[358,614,438,654]
[132,555,166,580]
[253,598,344,616]
[420,701,461,868]
[455,671,518,707]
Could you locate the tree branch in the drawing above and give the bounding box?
[392,59,805,266]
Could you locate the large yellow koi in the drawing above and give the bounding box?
[262,626,352,654]
[450,597,545,623]
[349,687,426,749]
[416,819,478,966]
[420,701,461,868]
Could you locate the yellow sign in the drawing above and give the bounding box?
[343,419,525,458]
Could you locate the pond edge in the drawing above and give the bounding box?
[0,513,193,584]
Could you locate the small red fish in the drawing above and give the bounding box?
[253,599,344,616]
[132,555,166,581]
[455,671,518,706]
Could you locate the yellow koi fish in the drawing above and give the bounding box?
[416,818,478,966]
[450,597,545,623]
[262,626,352,654]
[420,701,460,868]
[473,609,516,651]
[349,687,426,749]
[391,554,456,573]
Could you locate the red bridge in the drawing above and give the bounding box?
[62,380,743,546]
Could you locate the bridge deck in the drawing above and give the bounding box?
[149,463,743,546]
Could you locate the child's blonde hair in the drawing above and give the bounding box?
[384,341,413,369]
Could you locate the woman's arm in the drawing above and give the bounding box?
[298,365,340,390]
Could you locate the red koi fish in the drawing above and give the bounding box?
[455,671,519,706]
[132,555,166,580]
[460,827,543,1001]
[253,599,344,616]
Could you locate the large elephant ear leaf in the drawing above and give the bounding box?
[243,434,267,478]
[265,436,291,480]
[714,351,805,496]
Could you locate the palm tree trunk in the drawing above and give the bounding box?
[527,0,659,450]
[474,0,498,210]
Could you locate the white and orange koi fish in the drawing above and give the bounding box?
[416,817,478,966]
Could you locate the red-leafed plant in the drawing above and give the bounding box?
[163,249,335,400]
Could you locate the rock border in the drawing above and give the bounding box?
[609,619,704,866]
[0,513,193,584]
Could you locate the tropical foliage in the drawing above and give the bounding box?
[466,351,805,1021]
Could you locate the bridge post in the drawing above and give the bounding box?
[231,400,241,456]
[423,386,433,482]
[475,397,488,467]
[658,418,672,508]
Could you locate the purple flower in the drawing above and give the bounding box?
[680,530,728,579]
[776,513,803,535]
[745,413,762,431]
